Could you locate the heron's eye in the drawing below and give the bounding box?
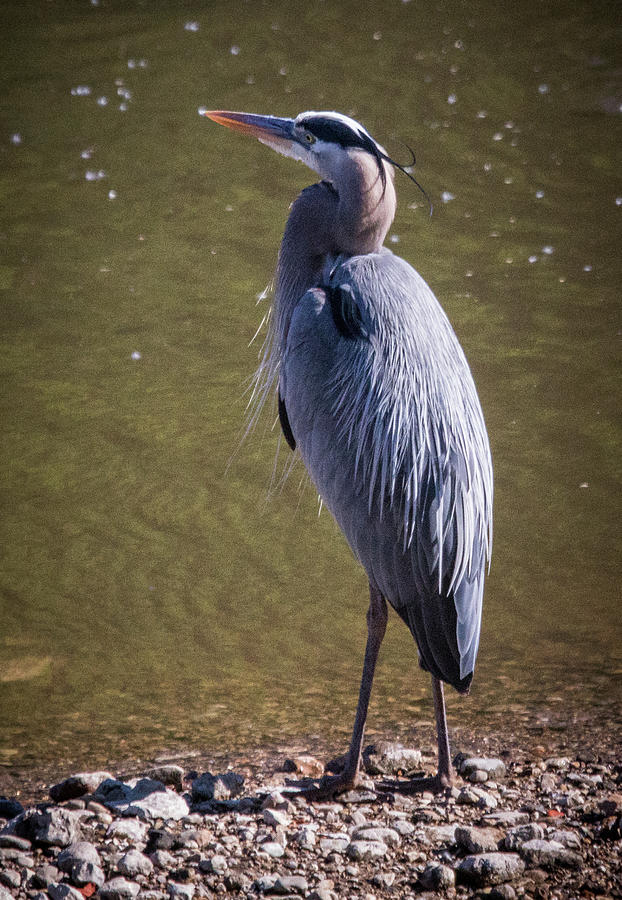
[304,132,316,144]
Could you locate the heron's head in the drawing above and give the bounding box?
[202,108,423,200]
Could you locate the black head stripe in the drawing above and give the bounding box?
[299,116,373,152]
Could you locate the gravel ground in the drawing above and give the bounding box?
[0,737,620,900]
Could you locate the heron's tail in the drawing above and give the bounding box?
[400,599,473,695]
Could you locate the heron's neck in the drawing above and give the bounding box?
[274,156,396,349]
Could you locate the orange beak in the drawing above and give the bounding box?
[201,109,299,156]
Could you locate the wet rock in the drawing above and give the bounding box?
[455,825,502,853]
[599,793,622,816]
[458,757,507,781]
[0,886,14,900]
[118,847,154,877]
[99,876,141,898]
[346,838,388,860]
[419,862,456,890]
[191,771,244,803]
[362,741,422,775]
[31,862,60,888]
[225,869,252,892]
[49,771,112,802]
[519,838,582,868]
[502,822,544,850]
[457,852,525,886]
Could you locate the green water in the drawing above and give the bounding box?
[1,0,620,772]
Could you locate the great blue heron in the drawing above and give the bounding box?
[203,108,493,794]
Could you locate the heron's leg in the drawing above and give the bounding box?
[341,582,388,781]
[432,675,452,787]
[303,583,387,798]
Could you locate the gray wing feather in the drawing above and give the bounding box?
[281,250,493,692]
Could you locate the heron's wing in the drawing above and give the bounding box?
[281,252,492,692]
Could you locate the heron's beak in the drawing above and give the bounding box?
[201,110,302,161]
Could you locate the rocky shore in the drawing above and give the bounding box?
[0,742,620,899]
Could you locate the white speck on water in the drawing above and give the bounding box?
[85,169,106,181]
[579,482,589,489]
[454,39,464,50]
[10,133,22,145]
[139,59,148,68]
[542,245,554,255]
[528,255,538,263]
[230,45,240,55]
[505,258,513,264]
[535,189,545,199]
[108,190,117,200]
[131,351,142,360]
[389,234,400,243]
[225,205,234,212]
[504,176,513,184]
[504,121,515,129]
[71,85,92,96]
[119,103,128,112]
[616,197,622,206]
[117,87,132,100]
[246,74,255,84]
[559,276,566,282]
[81,148,92,159]
[493,131,503,141]
[441,190,455,203]
[465,270,474,277]
[97,96,108,106]
[489,230,500,238]
[583,264,592,272]
[447,93,457,105]
[184,21,200,32]
[477,110,487,118]
[484,162,492,172]
[197,106,207,117]
[128,59,136,68]
[449,64,459,74]
[373,31,382,40]
[538,83,550,94]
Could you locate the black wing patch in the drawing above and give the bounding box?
[278,390,296,451]
[327,283,369,341]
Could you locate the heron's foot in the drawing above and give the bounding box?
[298,770,363,801]
[378,770,453,796]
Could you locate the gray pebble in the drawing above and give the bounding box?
[519,838,582,868]
[259,840,285,858]
[99,876,141,898]
[455,825,502,853]
[71,860,106,887]
[457,852,525,887]
[419,862,456,890]
[191,771,244,802]
[118,847,154,877]
[166,884,194,899]
[502,822,544,851]
[362,741,422,775]
[57,840,102,872]
[49,771,112,802]
[346,838,388,860]
[459,757,507,781]
[0,869,20,889]
[273,874,308,894]
[48,885,84,900]
[350,825,400,846]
